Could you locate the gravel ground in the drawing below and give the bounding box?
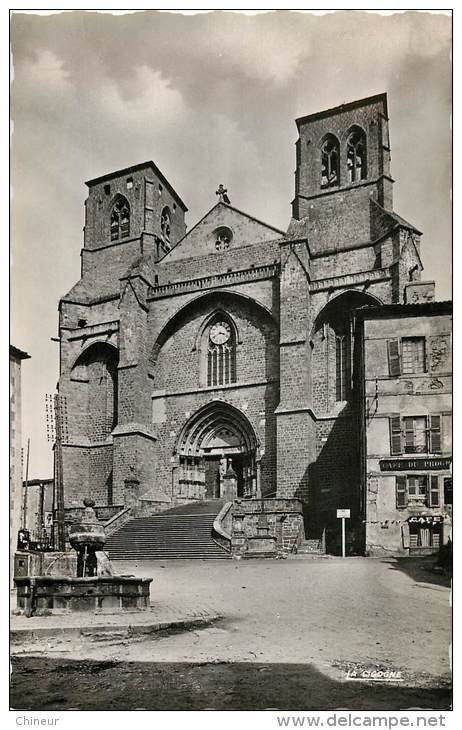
[10,556,452,711]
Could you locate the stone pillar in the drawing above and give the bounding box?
[276,240,315,501]
[255,460,261,499]
[231,508,246,556]
[124,476,141,510]
[221,467,238,501]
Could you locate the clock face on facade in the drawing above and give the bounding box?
[210,321,231,345]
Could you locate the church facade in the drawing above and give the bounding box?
[58,93,438,553]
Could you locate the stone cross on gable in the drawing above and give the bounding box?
[216,184,231,204]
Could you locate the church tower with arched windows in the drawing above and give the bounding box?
[58,93,436,556]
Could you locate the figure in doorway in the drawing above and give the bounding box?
[219,455,228,498]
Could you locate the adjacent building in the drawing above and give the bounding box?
[10,345,30,586]
[357,292,452,555]
[22,478,54,548]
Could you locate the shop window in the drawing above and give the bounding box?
[408,520,442,550]
[321,134,340,188]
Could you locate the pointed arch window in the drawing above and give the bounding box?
[347,128,367,183]
[110,197,130,241]
[321,135,340,188]
[161,206,171,246]
[206,316,237,387]
[335,334,349,401]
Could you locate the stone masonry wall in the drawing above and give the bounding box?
[146,291,280,498]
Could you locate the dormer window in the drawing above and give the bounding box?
[347,127,367,183]
[321,134,340,188]
[161,206,171,245]
[110,196,130,241]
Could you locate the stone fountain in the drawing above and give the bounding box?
[15,499,152,617]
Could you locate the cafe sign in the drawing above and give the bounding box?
[379,457,451,472]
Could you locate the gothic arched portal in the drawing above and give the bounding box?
[174,401,260,501]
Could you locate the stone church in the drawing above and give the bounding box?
[58,93,432,555]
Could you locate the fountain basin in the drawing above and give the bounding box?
[15,575,152,616]
[69,522,106,550]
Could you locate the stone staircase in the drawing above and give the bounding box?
[295,538,326,556]
[105,501,231,560]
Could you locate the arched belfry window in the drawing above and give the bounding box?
[206,316,237,387]
[347,127,367,183]
[160,206,171,246]
[110,196,130,241]
[335,333,348,401]
[321,134,340,188]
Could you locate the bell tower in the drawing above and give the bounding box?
[292,93,393,254]
[82,161,188,278]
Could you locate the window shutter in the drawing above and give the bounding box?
[389,415,402,455]
[396,475,407,508]
[430,476,440,507]
[429,415,442,453]
[423,338,428,373]
[387,339,401,377]
[403,418,415,453]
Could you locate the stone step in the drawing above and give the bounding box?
[296,539,325,555]
[105,501,230,560]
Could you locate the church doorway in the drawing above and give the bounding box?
[175,401,259,501]
[203,453,250,499]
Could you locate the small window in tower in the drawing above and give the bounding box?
[158,184,163,196]
[347,127,367,183]
[213,226,233,252]
[160,206,171,245]
[110,196,130,241]
[321,135,340,188]
[104,184,111,196]
[126,177,133,189]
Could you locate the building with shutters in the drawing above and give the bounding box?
[356,300,452,556]
[56,93,451,556]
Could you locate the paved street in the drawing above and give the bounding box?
[11,557,451,711]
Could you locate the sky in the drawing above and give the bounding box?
[10,9,452,479]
